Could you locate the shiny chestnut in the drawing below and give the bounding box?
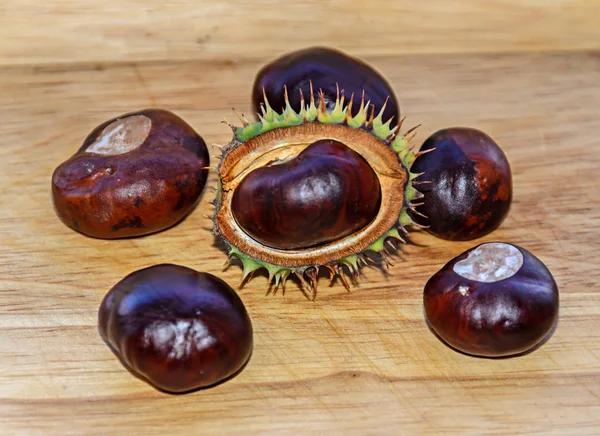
[411,127,512,240]
[231,139,381,250]
[52,109,209,238]
[252,46,399,124]
[424,242,559,357]
[98,264,253,393]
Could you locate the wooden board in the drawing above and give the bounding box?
[2,0,600,66]
[1,4,600,434]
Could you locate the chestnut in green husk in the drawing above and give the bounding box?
[52,109,209,239]
[99,264,253,393]
[213,89,423,295]
[423,242,559,357]
[411,127,512,240]
[252,46,400,124]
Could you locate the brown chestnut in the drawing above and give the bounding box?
[252,46,399,124]
[231,139,381,250]
[99,264,253,393]
[52,109,209,238]
[423,242,559,357]
[411,127,512,240]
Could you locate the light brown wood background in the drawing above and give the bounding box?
[1,1,600,435]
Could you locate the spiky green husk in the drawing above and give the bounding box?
[214,85,424,298]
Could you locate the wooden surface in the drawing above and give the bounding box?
[1,2,600,435]
[2,0,600,65]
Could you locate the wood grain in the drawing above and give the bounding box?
[1,0,600,66]
[1,44,600,436]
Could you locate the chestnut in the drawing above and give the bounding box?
[231,139,382,250]
[410,127,512,240]
[423,242,559,357]
[252,46,399,124]
[52,109,209,238]
[98,264,253,393]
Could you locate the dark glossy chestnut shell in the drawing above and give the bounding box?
[98,264,253,393]
[411,127,512,240]
[423,242,559,357]
[52,109,209,239]
[231,139,382,250]
[252,46,399,124]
